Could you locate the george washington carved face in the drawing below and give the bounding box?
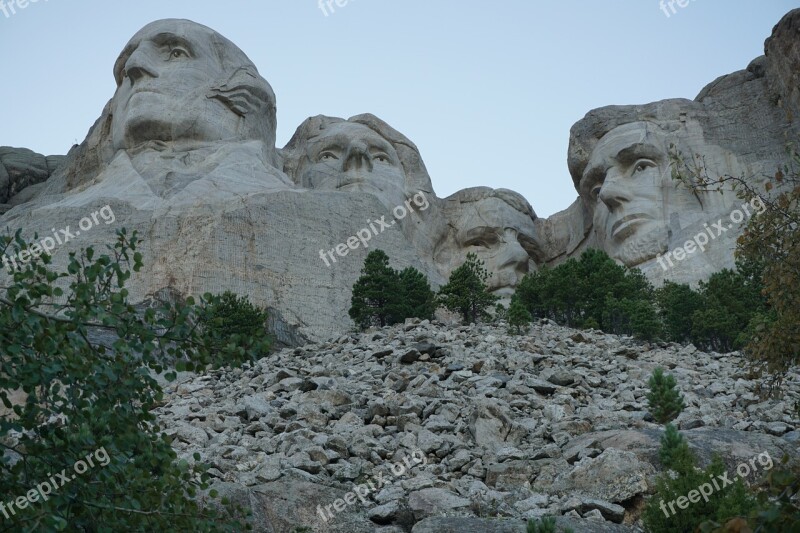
[111,19,277,152]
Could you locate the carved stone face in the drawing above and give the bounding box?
[579,122,671,266]
[111,19,271,151]
[450,195,540,297]
[298,122,408,208]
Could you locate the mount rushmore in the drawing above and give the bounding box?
[1,11,799,342]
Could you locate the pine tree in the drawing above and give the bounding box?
[437,253,498,323]
[647,367,686,424]
[349,250,402,329]
[508,295,532,334]
[397,266,436,321]
[659,423,694,474]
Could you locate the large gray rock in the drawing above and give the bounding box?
[411,517,639,533]
[544,10,799,287]
[0,147,65,209]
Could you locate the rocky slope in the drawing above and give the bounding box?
[155,320,800,532]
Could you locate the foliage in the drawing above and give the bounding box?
[0,229,254,532]
[659,424,695,475]
[349,250,436,330]
[655,281,704,344]
[437,252,498,323]
[691,269,766,353]
[527,516,573,533]
[643,453,756,533]
[198,290,271,357]
[349,250,404,329]
[397,266,437,322]
[507,295,532,335]
[671,144,800,384]
[647,367,686,424]
[515,249,660,339]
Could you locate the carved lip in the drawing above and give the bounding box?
[125,87,163,103]
[610,213,654,238]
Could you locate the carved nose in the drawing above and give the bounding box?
[497,237,531,273]
[343,143,373,172]
[598,171,631,212]
[123,47,159,85]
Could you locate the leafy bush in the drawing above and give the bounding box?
[647,367,685,424]
[0,229,254,531]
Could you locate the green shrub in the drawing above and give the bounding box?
[647,367,686,424]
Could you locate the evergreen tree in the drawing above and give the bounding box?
[349,250,403,329]
[437,253,498,323]
[659,423,694,474]
[515,249,659,339]
[656,281,704,343]
[508,295,532,334]
[647,367,686,424]
[691,268,765,353]
[199,290,271,357]
[397,266,436,321]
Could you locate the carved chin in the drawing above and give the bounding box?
[608,229,669,267]
[115,116,174,150]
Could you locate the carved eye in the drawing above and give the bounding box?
[319,151,339,162]
[633,159,656,174]
[590,184,603,200]
[169,47,189,59]
[466,234,500,249]
[373,153,391,163]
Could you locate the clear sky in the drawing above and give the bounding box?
[0,1,795,217]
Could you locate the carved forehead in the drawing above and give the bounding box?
[308,122,395,151]
[585,122,667,174]
[113,19,257,84]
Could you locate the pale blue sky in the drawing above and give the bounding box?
[0,1,795,217]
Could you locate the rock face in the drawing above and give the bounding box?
[2,11,800,340]
[0,147,65,212]
[551,9,800,286]
[154,319,800,532]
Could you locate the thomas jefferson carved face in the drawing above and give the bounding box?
[297,122,408,208]
[579,122,671,266]
[111,19,276,152]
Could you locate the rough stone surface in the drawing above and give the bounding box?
[5,13,800,342]
[152,320,798,531]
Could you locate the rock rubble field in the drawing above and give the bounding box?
[155,319,800,532]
